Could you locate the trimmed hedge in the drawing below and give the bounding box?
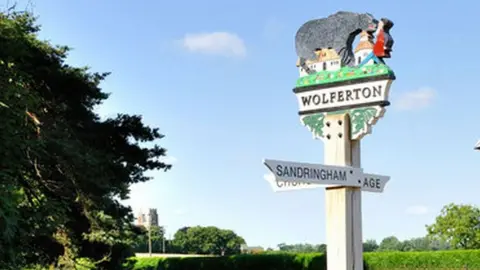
[131,250,480,269]
[364,250,480,269]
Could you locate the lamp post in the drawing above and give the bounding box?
[148,226,152,256]
[146,212,152,257]
[162,226,166,253]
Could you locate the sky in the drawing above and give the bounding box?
[8,0,480,249]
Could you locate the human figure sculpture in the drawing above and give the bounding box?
[373,18,394,59]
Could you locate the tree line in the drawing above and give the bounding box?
[131,225,246,256]
[129,203,480,256]
[276,236,450,253]
[276,203,480,253]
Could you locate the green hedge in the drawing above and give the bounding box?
[364,250,480,269]
[131,250,480,269]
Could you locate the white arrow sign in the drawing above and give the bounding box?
[359,173,390,193]
[264,173,390,193]
[264,173,322,192]
[263,159,363,187]
[263,159,390,193]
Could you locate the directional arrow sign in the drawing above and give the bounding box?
[358,173,390,193]
[264,173,322,192]
[263,159,390,193]
[265,173,390,193]
[263,159,363,187]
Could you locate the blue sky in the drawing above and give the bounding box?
[13,0,480,248]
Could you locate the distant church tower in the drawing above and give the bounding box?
[354,31,375,66]
[136,209,146,226]
[135,208,159,227]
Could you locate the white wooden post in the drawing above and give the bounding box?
[324,113,363,270]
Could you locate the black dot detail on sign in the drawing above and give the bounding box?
[338,120,343,126]
[326,121,331,127]
[358,180,361,184]
[326,134,331,140]
[338,133,343,138]
[350,170,353,174]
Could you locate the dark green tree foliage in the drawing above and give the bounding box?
[0,11,171,269]
[172,226,246,255]
[277,243,326,253]
[373,236,449,252]
[363,239,379,252]
[377,236,402,251]
[275,236,449,254]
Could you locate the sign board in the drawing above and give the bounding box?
[264,173,322,192]
[264,172,389,193]
[358,173,389,193]
[263,158,363,187]
[295,79,393,115]
[290,11,396,270]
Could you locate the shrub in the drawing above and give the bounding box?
[364,250,480,269]
[133,254,321,270]
[131,257,163,270]
[133,250,480,270]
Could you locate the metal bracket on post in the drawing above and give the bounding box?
[323,113,363,270]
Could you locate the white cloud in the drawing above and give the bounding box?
[395,87,436,111]
[405,205,429,215]
[178,32,246,58]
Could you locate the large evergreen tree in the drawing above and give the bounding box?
[0,11,171,269]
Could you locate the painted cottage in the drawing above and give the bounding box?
[354,31,375,66]
[297,48,341,77]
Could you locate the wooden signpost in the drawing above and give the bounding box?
[262,11,396,270]
[263,168,390,193]
[263,158,364,186]
[263,159,390,193]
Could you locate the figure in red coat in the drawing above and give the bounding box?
[373,18,394,59]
